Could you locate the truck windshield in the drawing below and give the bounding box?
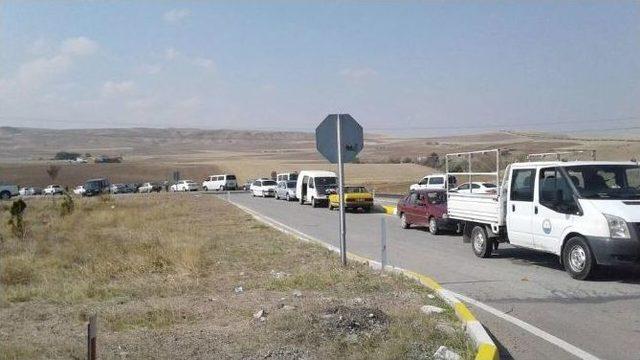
[564,164,640,199]
[315,177,337,187]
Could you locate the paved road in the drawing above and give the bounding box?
[224,192,640,360]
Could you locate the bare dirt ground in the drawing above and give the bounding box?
[0,194,473,359]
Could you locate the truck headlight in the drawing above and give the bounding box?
[604,214,630,239]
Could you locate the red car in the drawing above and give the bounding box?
[396,189,458,235]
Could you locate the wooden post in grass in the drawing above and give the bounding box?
[87,314,97,360]
[380,217,387,271]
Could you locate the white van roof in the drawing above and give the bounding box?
[299,170,337,177]
[510,161,637,169]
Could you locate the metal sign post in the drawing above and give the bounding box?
[87,314,97,360]
[315,114,363,267]
[336,115,347,265]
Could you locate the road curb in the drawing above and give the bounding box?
[226,197,499,360]
[381,205,397,215]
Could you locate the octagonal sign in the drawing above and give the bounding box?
[315,114,363,164]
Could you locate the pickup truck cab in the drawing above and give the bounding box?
[448,156,640,280]
[410,174,456,191]
[397,189,457,235]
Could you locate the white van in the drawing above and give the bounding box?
[296,170,338,207]
[276,172,298,182]
[202,174,237,191]
[410,174,456,191]
[447,149,640,280]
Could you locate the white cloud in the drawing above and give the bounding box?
[192,57,215,70]
[165,47,179,60]
[140,63,162,75]
[163,9,190,24]
[340,67,378,80]
[60,37,99,56]
[102,80,135,97]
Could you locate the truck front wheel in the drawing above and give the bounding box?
[562,236,595,280]
[471,225,492,258]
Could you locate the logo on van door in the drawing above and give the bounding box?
[542,219,552,234]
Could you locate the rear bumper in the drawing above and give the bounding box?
[586,236,640,266]
[344,201,373,208]
[436,218,460,229]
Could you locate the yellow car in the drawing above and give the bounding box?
[328,186,374,212]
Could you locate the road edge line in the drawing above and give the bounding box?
[226,198,498,360]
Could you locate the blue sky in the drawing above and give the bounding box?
[1,1,638,135]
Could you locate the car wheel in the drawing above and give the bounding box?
[471,225,492,258]
[364,206,371,213]
[219,185,225,191]
[0,191,10,200]
[400,213,409,229]
[286,193,290,201]
[328,203,333,211]
[203,186,208,192]
[428,217,439,235]
[311,197,317,208]
[562,236,595,280]
[275,193,280,200]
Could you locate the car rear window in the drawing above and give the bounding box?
[227,175,236,180]
[287,181,296,188]
[483,183,496,188]
[262,180,276,186]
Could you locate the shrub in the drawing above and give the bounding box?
[53,151,80,160]
[7,199,27,238]
[60,194,74,216]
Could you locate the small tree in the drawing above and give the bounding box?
[60,193,74,216]
[46,165,61,183]
[8,199,27,238]
[270,171,277,180]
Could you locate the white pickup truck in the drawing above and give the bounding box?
[447,150,640,280]
[0,184,20,200]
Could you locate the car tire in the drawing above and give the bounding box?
[203,186,208,192]
[428,217,439,235]
[286,193,290,201]
[471,225,492,258]
[562,236,595,280]
[275,193,280,200]
[311,197,317,208]
[400,213,409,229]
[219,185,225,191]
[0,191,10,200]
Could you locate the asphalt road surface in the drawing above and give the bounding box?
[223,192,640,360]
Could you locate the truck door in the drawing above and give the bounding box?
[507,168,536,247]
[533,167,579,253]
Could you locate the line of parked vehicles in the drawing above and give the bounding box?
[248,171,376,212]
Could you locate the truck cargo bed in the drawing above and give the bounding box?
[447,192,503,226]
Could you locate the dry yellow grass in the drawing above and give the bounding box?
[0,194,473,359]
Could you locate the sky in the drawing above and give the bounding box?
[1,1,639,136]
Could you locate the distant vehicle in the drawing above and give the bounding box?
[447,149,640,280]
[276,172,298,182]
[296,170,337,207]
[110,184,130,194]
[94,155,122,163]
[19,187,42,196]
[75,157,88,163]
[138,182,161,193]
[73,186,86,195]
[397,189,458,235]
[242,179,254,191]
[43,184,64,195]
[171,180,199,192]
[202,174,237,191]
[275,180,297,201]
[83,178,110,196]
[410,174,456,191]
[250,179,277,197]
[451,182,497,194]
[328,186,373,212]
[1,184,20,200]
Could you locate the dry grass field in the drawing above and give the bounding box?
[0,194,473,359]
[2,127,639,195]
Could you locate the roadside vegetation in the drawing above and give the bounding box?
[0,194,473,359]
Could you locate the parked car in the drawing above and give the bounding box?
[171,180,199,192]
[43,184,64,195]
[19,187,42,196]
[83,178,110,196]
[73,185,86,195]
[275,180,297,201]
[202,174,237,191]
[296,170,337,207]
[250,179,278,197]
[138,182,161,193]
[1,184,20,200]
[328,186,374,212]
[451,182,497,194]
[397,189,458,235]
[243,179,255,191]
[410,174,457,191]
[110,183,130,194]
[276,172,298,182]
